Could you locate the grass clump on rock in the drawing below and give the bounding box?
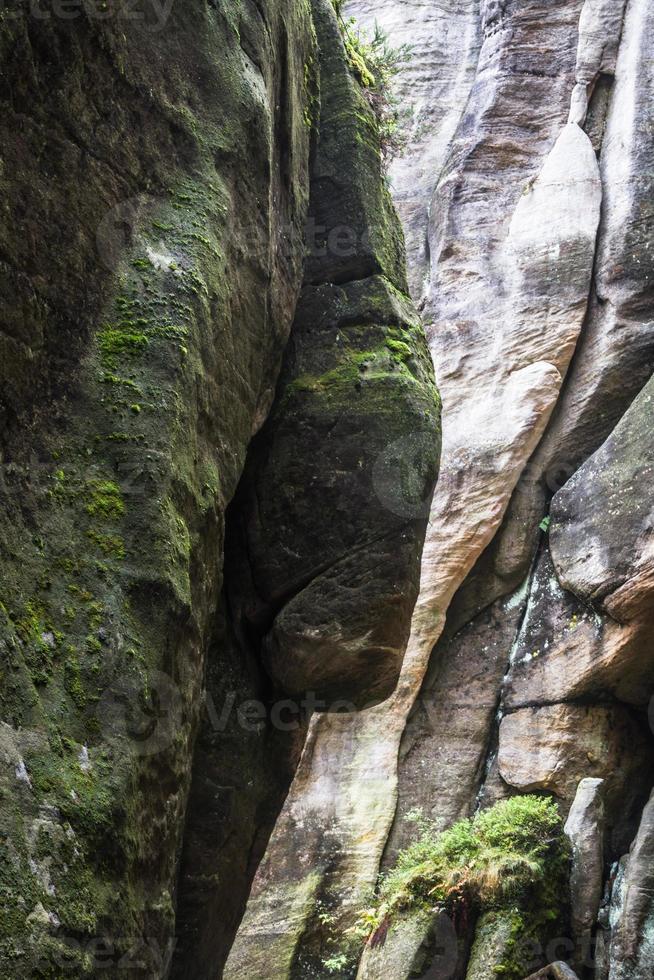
[330,0,410,163]
[362,795,569,943]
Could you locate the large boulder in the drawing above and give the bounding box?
[225,0,441,711]
[550,373,654,623]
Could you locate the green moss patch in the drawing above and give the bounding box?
[99,326,149,368]
[385,338,412,361]
[84,481,124,521]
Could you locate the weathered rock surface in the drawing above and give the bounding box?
[498,705,653,819]
[224,1,440,975]
[384,585,527,859]
[357,909,459,980]
[0,1,439,977]
[341,0,481,298]
[465,909,525,980]
[504,547,654,711]
[607,791,654,980]
[229,0,654,976]
[230,0,613,972]
[6,0,654,975]
[223,0,439,715]
[0,1,316,973]
[228,271,439,708]
[550,373,654,621]
[564,778,606,970]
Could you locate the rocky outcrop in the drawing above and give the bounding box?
[465,909,528,980]
[336,0,481,297]
[357,909,459,980]
[225,0,440,707]
[223,2,440,975]
[550,372,654,624]
[0,1,439,977]
[0,2,316,974]
[498,706,653,818]
[229,0,654,976]
[5,0,654,975]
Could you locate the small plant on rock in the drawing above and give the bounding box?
[359,795,569,944]
[330,0,411,164]
[323,951,349,974]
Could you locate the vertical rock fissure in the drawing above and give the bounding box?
[473,554,542,816]
[223,2,441,977]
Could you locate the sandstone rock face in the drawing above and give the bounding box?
[226,0,442,706]
[229,274,439,710]
[498,706,652,814]
[229,0,654,976]
[504,547,654,711]
[607,791,654,980]
[5,0,654,975]
[384,585,526,858]
[356,910,459,980]
[223,5,439,974]
[0,2,316,973]
[550,373,654,621]
[337,0,481,298]
[465,909,525,980]
[0,2,439,977]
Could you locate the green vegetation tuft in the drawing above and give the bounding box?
[386,338,412,361]
[99,326,149,368]
[330,0,411,163]
[361,796,569,938]
[64,655,87,709]
[87,529,126,559]
[323,952,349,974]
[102,372,141,391]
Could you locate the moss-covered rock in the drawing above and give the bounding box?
[0,0,316,974]
[0,1,439,976]
[304,0,407,289]
[358,796,570,980]
[226,0,441,711]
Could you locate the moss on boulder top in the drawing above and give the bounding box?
[374,796,568,919]
[360,796,570,979]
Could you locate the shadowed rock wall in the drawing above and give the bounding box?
[0,1,439,977]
